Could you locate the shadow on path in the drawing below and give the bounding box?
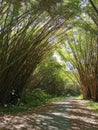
[0,98,98,130]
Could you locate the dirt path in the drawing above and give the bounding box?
[0,97,98,130]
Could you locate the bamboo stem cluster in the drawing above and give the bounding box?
[0,1,67,105]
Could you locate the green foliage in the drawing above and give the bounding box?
[30,54,66,96]
[0,89,67,115]
[25,89,51,107]
[76,94,83,100]
[64,83,81,96]
[0,89,51,115]
[30,53,81,96]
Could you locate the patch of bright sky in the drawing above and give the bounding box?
[83,0,89,5]
[48,36,58,44]
[79,0,89,8]
[53,52,63,64]
[53,52,75,72]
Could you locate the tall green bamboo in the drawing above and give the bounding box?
[0,0,80,105]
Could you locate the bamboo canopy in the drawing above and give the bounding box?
[0,0,77,105]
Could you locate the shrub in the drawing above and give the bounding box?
[24,89,51,107]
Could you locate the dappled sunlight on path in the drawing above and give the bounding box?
[0,98,98,130]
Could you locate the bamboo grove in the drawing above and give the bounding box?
[0,0,81,105]
[0,0,98,105]
[58,0,98,101]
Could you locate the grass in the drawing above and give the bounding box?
[86,101,98,116]
[76,95,98,112]
[76,94,83,100]
[87,101,98,111]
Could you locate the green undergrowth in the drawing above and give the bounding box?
[0,89,66,115]
[87,101,98,112]
[76,94,98,113]
[77,94,98,112]
[76,94,83,100]
[76,94,98,114]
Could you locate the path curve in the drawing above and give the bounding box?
[0,97,98,130]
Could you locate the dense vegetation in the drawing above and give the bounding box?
[29,54,80,96]
[0,0,98,108]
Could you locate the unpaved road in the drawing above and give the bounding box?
[0,98,98,130]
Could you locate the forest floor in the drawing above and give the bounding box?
[0,97,98,130]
